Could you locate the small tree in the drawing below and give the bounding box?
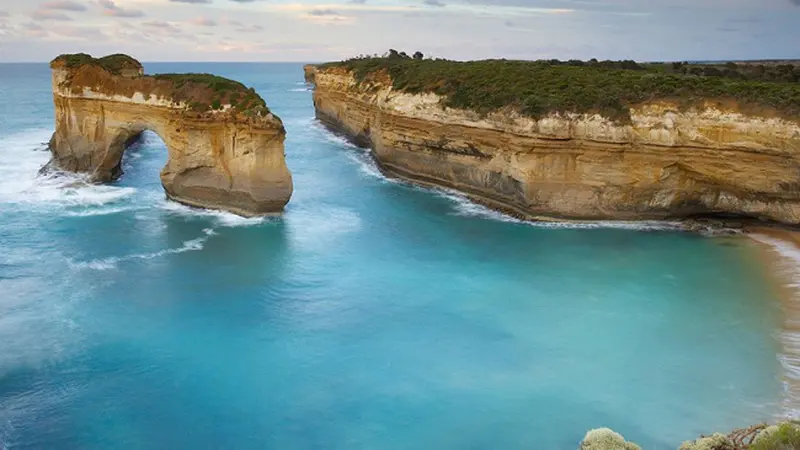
[413,51,424,60]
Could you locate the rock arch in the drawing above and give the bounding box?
[48,53,293,216]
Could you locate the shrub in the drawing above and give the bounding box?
[751,423,800,450]
[319,55,800,122]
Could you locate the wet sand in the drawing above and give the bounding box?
[745,227,800,419]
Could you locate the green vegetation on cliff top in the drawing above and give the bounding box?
[320,53,800,122]
[52,53,143,75]
[51,53,270,117]
[151,73,268,115]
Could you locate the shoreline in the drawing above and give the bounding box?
[744,226,800,419]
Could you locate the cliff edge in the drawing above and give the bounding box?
[49,53,293,216]
[307,59,800,224]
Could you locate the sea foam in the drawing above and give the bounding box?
[67,228,216,271]
[0,128,136,211]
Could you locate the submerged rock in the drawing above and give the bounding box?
[579,428,641,450]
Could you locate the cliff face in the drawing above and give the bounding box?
[308,65,800,224]
[49,55,292,216]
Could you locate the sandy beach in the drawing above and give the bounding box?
[745,226,800,419]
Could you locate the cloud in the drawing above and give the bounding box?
[98,0,145,17]
[308,8,340,16]
[50,24,107,40]
[41,1,88,11]
[303,8,354,24]
[189,17,216,26]
[229,0,259,2]
[424,0,445,6]
[142,20,179,30]
[169,0,212,3]
[30,10,73,21]
[0,11,8,18]
[790,0,800,5]
[236,24,265,32]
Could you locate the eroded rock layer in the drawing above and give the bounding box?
[307,65,800,224]
[49,54,292,216]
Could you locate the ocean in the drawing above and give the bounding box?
[0,62,793,449]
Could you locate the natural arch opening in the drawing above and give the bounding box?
[107,127,167,184]
[113,130,169,193]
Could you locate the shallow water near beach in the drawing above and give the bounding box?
[0,63,795,449]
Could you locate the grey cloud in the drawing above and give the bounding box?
[236,24,265,32]
[41,1,88,12]
[790,0,800,5]
[51,25,107,40]
[0,11,8,17]
[308,9,340,16]
[98,0,145,18]
[30,10,73,20]
[424,0,446,6]
[169,0,212,3]
[229,0,259,2]
[143,21,174,28]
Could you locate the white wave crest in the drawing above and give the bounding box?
[68,232,213,271]
[0,128,136,209]
[430,185,684,231]
[750,232,800,418]
[159,199,270,227]
[63,206,139,217]
[312,122,360,150]
[290,87,311,92]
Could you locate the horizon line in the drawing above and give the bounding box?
[1,57,799,64]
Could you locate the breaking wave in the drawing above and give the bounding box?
[67,228,216,271]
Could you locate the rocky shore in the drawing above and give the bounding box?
[305,62,800,226]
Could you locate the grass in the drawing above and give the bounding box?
[320,56,800,122]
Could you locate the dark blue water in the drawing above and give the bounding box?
[0,63,791,449]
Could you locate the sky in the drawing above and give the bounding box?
[0,0,798,62]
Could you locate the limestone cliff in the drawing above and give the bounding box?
[49,53,292,216]
[308,65,800,224]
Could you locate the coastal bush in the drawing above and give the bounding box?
[678,433,735,450]
[320,55,800,122]
[52,53,142,75]
[750,423,800,450]
[153,73,268,115]
[51,53,271,116]
[579,428,641,450]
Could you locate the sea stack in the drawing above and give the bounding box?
[306,59,800,225]
[49,53,293,216]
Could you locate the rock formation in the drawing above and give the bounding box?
[307,64,800,225]
[49,53,292,216]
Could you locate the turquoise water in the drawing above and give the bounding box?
[0,63,790,449]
